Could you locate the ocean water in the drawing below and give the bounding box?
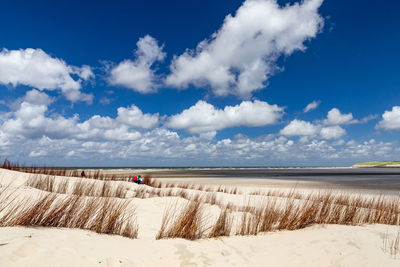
[63,166,400,191]
[74,166,400,179]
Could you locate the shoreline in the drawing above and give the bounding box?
[98,167,400,193]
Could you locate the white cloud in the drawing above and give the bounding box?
[0,94,158,141]
[199,131,217,140]
[359,114,378,123]
[166,0,324,98]
[0,48,93,103]
[323,108,356,125]
[0,115,399,166]
[166,100,284,133]
[102,126,142,141]
[0,92,398,165]
[29,150,47,157]
[116,105,159,129]
[66,151,75,157]
[108,35,166,93]
[23,89,55,106]
[319,125,346,140]
[322,108,375,126]
[332,139,345,146]
[376,106,400,130]
[341,139,397,158]
[281,119,346,140]
[8,89,55,110]
[75,65,94,80]
[280,119,319,137]
[1,101,78,139]
[303,100,320,112]
[74,116,143,142]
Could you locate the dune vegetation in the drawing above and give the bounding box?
[354,161,400,167]
[1,166,400,244]
[1,158,400,259]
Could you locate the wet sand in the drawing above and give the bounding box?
[99,167,400,193]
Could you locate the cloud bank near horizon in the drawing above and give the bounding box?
[0,88,396,165]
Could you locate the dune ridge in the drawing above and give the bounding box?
[1,168,400,266]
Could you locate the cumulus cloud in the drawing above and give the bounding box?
[0,93,159,142]
[303,100,320,112]
[3,95,282,142]
[322,108,376,126]
[23,89,55,106]
[108,35,166,93]
[116,105,159,129]
[0,48,94,103]
[0,97,398,165]
[1,124,397,166]
[280,119,319,137]
[29,150,47,157]
[319,125,346,140]
[166,100,284,133]
[376,106,400,130]
[8,89,55,110]
[280,119,346,140]
[1,101,78,139]
[332,139,345,146]
[0,92,397,165]
[166,0,324,98]
[323,108,356,125]
[341,139,397,158]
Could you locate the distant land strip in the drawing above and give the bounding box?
[353,161,400,168]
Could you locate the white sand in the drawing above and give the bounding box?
[1,168,400,266]
[1,225,399,267]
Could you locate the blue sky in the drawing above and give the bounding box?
[0,0,399,166]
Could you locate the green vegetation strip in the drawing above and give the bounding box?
[354,161,400,166]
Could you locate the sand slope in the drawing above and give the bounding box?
[1,168,400,266]
[0,224,399,267]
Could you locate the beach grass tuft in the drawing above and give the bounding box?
[0,188,138,238]
[156,201,208,240]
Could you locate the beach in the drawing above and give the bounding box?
[1,167,400,266]
[2,0,399,265]
[1,224,399,267]
[101,166,400,193]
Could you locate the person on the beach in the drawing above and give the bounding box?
[81,171,86,177]
[130,175,143,184]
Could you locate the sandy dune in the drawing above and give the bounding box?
[1,225,399,267]
[1,168,400,266]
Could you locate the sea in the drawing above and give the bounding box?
[65,166,400,191]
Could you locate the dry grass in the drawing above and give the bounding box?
[1,159,125,181]
[0,189,138,238]
[208,208,233,238]
[24,174,400,237]
[155,189,400,240]
[236,209,262,236]
[156,201,208,240]
[256,193,400,234]
[26,175,129,198]
[383,230,400,258]
[141,177,242,197]
[7,165,400,241]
